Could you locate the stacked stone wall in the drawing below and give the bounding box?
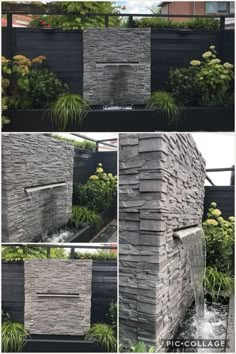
[2,134,74,242]
[119,133,206,348]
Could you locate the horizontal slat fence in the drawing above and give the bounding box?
[203,186,234,220]
[73,149,117,185]
[2,28,83,94]
[91,260,117,323]
[2,28,234,95]
[2,262,24,323]
[151,29,234,91]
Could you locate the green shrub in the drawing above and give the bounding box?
[75,250,117,261]
[129,341,155,353]
[168,67,201,105]
[146,91,180,122]
[71,206,103,230]
[28,68,68,108]
[86,323,117,352]
[203,202,234,300]
[2,311,11,323]
[204,267,234,301]
[29,2,121,30]
[106,302,117,331]
[2,246,47,262]
[203,202,234,274]
[184,18,219,30]
[2,246,67,262]
[133,18,179,29]
[2,321,29,352]
[2,55,68,110]
[51,93,89,130]
[74,163,117,212]
[133,17,219,30]
[52,134,96,151]
[2,55,45,109]
[1,97,10,126]
[168,46,234,107]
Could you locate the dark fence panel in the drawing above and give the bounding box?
[91,260,117,323]
[151,29,234,91]
[2,261,24,323]
[73,149,117,185]
[2,28,234,95]
[95,151,117,176]
[2,260,117,325]
[2,28,83,94]
[220,29,235,64]
[73,150,97,185]
[204,186,234,220]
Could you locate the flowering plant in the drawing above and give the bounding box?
[169,46,234,107]
[203,202,234,274]
[2,54,68,110]
[74,163,117,212]
[2,55,46,109]
[194,46,234,106]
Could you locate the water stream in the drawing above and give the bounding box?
[174,228,228,352]
[46,228,74,243]
[26,189,46,240]
[25,184,69,242]
[181,228,206,326]
[103,106,133,110]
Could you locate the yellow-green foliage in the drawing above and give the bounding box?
[169,46,234,107]
[74,163,117,212]
[2,321,29,352]
[203,202,234,300]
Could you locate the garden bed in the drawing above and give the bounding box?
[22,335,103,353]
[3,106,234,132]
[46,207,116,243]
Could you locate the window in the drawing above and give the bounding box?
[205,2,232,14]
[229,2,234,13]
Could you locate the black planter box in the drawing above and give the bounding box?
[68,207,116,243]
[3,106,234,132]
[23,336,104,353]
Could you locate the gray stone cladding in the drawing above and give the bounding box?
[24,260,92,336]
[83,28,151,106]
[119,133,206,350]
[2,134,74,243]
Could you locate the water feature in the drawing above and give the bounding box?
[26,189,46,241]
[172,302,228,352]
[103,106,133,110]
[173,227,229,352]
[181,227,206,325]
[46,228,74,243]
[25,182,69,242]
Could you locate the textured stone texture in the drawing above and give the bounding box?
[24,260,92,336]
[2,134,74,242]
[119,133,206,349]
[83,29,151,105]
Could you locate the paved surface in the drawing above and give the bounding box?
[225,294,235,352]
[91,219,117,243]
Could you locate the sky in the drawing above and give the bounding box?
[42,0,162,13]
[192,133,235,186]
[117,0,161,13]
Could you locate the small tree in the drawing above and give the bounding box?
[30,2,121,29]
